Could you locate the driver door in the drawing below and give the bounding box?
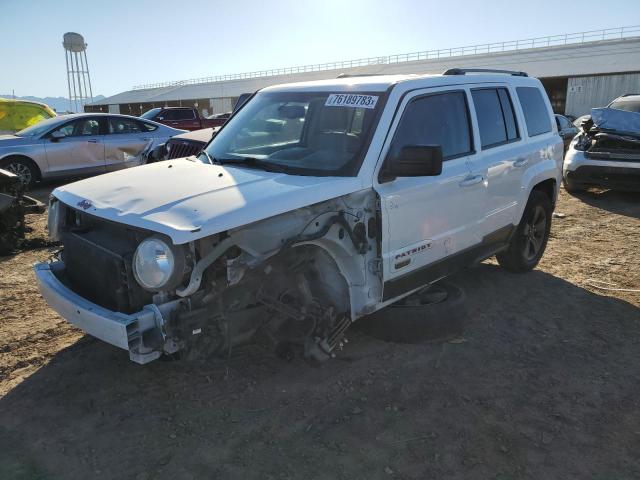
[44,117,106,176]
[375,88,486,299]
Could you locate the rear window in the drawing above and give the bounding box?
[140,108,161,120]
[517,87,552,137]
[471,88,519,148]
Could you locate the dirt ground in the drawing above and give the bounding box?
[1,185,639,480]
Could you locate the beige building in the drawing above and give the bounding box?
[86,26,640,118]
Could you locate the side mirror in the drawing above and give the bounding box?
[157,116,164,121]
[50,131,66,141]
[382,145,443,181]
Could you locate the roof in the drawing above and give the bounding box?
[263,72,541,93]
[262,74,422,92]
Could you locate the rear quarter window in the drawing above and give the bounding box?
[141,122,158,132]
[517,87,552,137]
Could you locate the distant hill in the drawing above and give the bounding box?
[0,95,106,113]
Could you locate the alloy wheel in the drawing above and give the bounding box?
[5,162,32,187]
[523,205,546,261]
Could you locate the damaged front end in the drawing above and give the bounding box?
[36,190,381,364]
[564,108,640,191]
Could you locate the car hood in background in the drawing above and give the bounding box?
[172,127,219,143]
[52,159,364,244]
[0,135,38,147]
[591,108,640,135]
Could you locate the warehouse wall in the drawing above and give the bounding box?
[88,37,640,113]
[565,72,640,117]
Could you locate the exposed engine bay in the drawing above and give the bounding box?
[48,190,382,363]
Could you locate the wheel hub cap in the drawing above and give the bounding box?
[523,206,546,261]
[5,162,31,186]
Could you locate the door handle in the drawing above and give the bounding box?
[87,139,98,143]
[140,137,151,141]
[459,175,483,187]
[514,158,528,167]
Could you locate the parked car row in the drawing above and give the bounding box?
[0,114,184,187]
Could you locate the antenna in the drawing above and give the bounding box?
[62,32,93,113]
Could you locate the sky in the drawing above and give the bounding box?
[1,0,639,98]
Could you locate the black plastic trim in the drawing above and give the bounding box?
[382,224,515,301]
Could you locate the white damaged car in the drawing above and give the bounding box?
[36,70,562,364]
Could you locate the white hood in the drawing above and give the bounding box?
[53,159,364,244]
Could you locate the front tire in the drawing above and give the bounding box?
[562,175,583,193]
[0,157,38,189]
[496,190,552,272]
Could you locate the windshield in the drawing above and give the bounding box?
[204,91,385,176]
[15,116,65,137]
[140,108,161,119]
[609,100,640,113]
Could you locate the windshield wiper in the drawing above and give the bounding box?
[217,157,288,173]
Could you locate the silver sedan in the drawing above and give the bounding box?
[0,113,185,187]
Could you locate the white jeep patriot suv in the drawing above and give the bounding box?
[36,69,563,364]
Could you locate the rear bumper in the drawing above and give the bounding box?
[34,261,179,364]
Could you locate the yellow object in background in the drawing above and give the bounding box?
[0,98,56,133]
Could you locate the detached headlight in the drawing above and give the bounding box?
[133,236,188,291]
[47,197,61,241]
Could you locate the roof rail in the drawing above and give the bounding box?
[443,68,528,77]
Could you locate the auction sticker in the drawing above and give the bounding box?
[325,93,378,109]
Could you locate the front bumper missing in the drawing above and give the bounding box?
[34,261,182,364]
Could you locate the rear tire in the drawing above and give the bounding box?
[0,157,38,189]
[496,190,552,272]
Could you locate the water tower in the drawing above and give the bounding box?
[63,32,93,113]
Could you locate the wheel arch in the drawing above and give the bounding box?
[0,154,43,181]
[293,239,360,319]
[532,177,557,206]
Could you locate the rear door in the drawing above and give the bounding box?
[104,116,151,170]
[468,85,525,236]
[44,117,105,175]
[375,88,486,296]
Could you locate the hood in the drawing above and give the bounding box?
[53,159,364,245]
[0,135,34,147]
[591,108,640,136]
[172,127,218,143]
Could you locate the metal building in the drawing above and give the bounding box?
[63,32,93,113]
[86,26,640,118]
